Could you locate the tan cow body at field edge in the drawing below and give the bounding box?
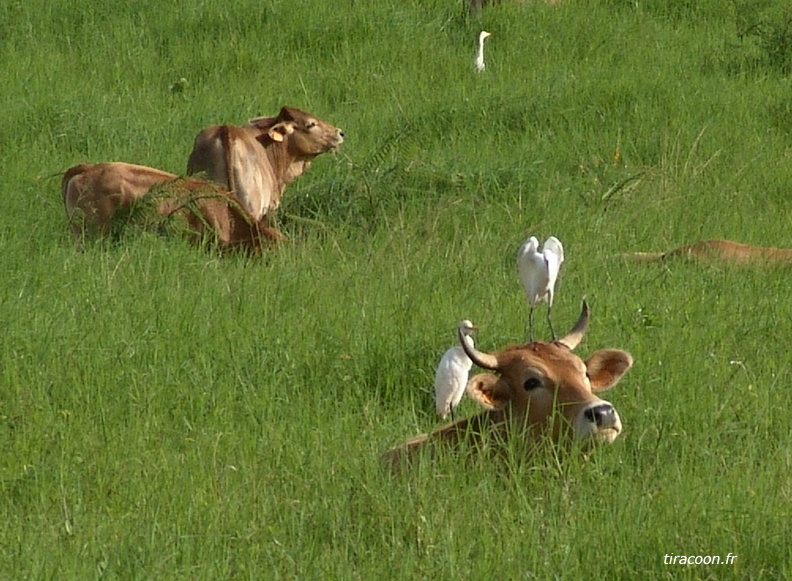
[383,302,634,470]
[62,162,282,252]
[186,106,344,222]
[624,239,792,265]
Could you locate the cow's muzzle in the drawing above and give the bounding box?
[575,401,622,444]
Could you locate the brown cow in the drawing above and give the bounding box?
[62,162,283,252]
[383,302,633,470]
[622,239,792,265]
[186,106,344,222]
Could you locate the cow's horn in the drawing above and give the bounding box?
[557,300,589,350]
[459,327,499,370]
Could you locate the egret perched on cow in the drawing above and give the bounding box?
[516,235,565,342]
[434,320,477,420]
[475,31,491,72]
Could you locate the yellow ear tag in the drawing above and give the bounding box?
[268,129,285,142]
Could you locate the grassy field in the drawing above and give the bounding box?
[3,0,792,578]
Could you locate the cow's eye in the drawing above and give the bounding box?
[523,377,543,391]
[306,121,317,129]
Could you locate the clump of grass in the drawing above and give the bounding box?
[734,1,792,73]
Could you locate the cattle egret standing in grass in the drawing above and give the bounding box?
[475,31,491,72]
[516,235,565,342]
[435,320,477,420]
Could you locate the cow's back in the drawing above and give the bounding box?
[668,239,792,264]
[623,239,792,265]
[382,411,507,472]
[60,161,282,251]
[62,162,177,242]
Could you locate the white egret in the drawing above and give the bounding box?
[516,235,565,342]
[474,31,491,72]
[434,320,476,420]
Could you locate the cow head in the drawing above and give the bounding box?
[249,106,344,156]
[459,301,632,448]
[381,302,633,471]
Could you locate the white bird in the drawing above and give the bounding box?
[435,320,476,420]
[516,235,565,342]
[474,31,491,72]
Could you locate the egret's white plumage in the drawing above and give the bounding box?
[475,31,491,72]
[516,235,565,341]
[435,320,476,420]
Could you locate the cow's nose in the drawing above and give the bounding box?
[584,403,617,428]
[339,130,345,138]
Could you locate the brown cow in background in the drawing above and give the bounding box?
[186,106,344,223]
[622,239,792,265]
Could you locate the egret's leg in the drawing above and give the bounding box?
[450,405,457,421]
[547,305,557,342]
[528,306,535,343]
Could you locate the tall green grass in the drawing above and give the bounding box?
[2,0,792,578]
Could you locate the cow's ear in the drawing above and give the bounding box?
[268,121,295,142]
[585,349,633,392]
[466,373,511,410]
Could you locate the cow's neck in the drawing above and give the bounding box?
[265,144,314,191]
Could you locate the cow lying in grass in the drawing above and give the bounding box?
[621,239,792,265]
[62,162,283,252]
[383,302,633,470]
